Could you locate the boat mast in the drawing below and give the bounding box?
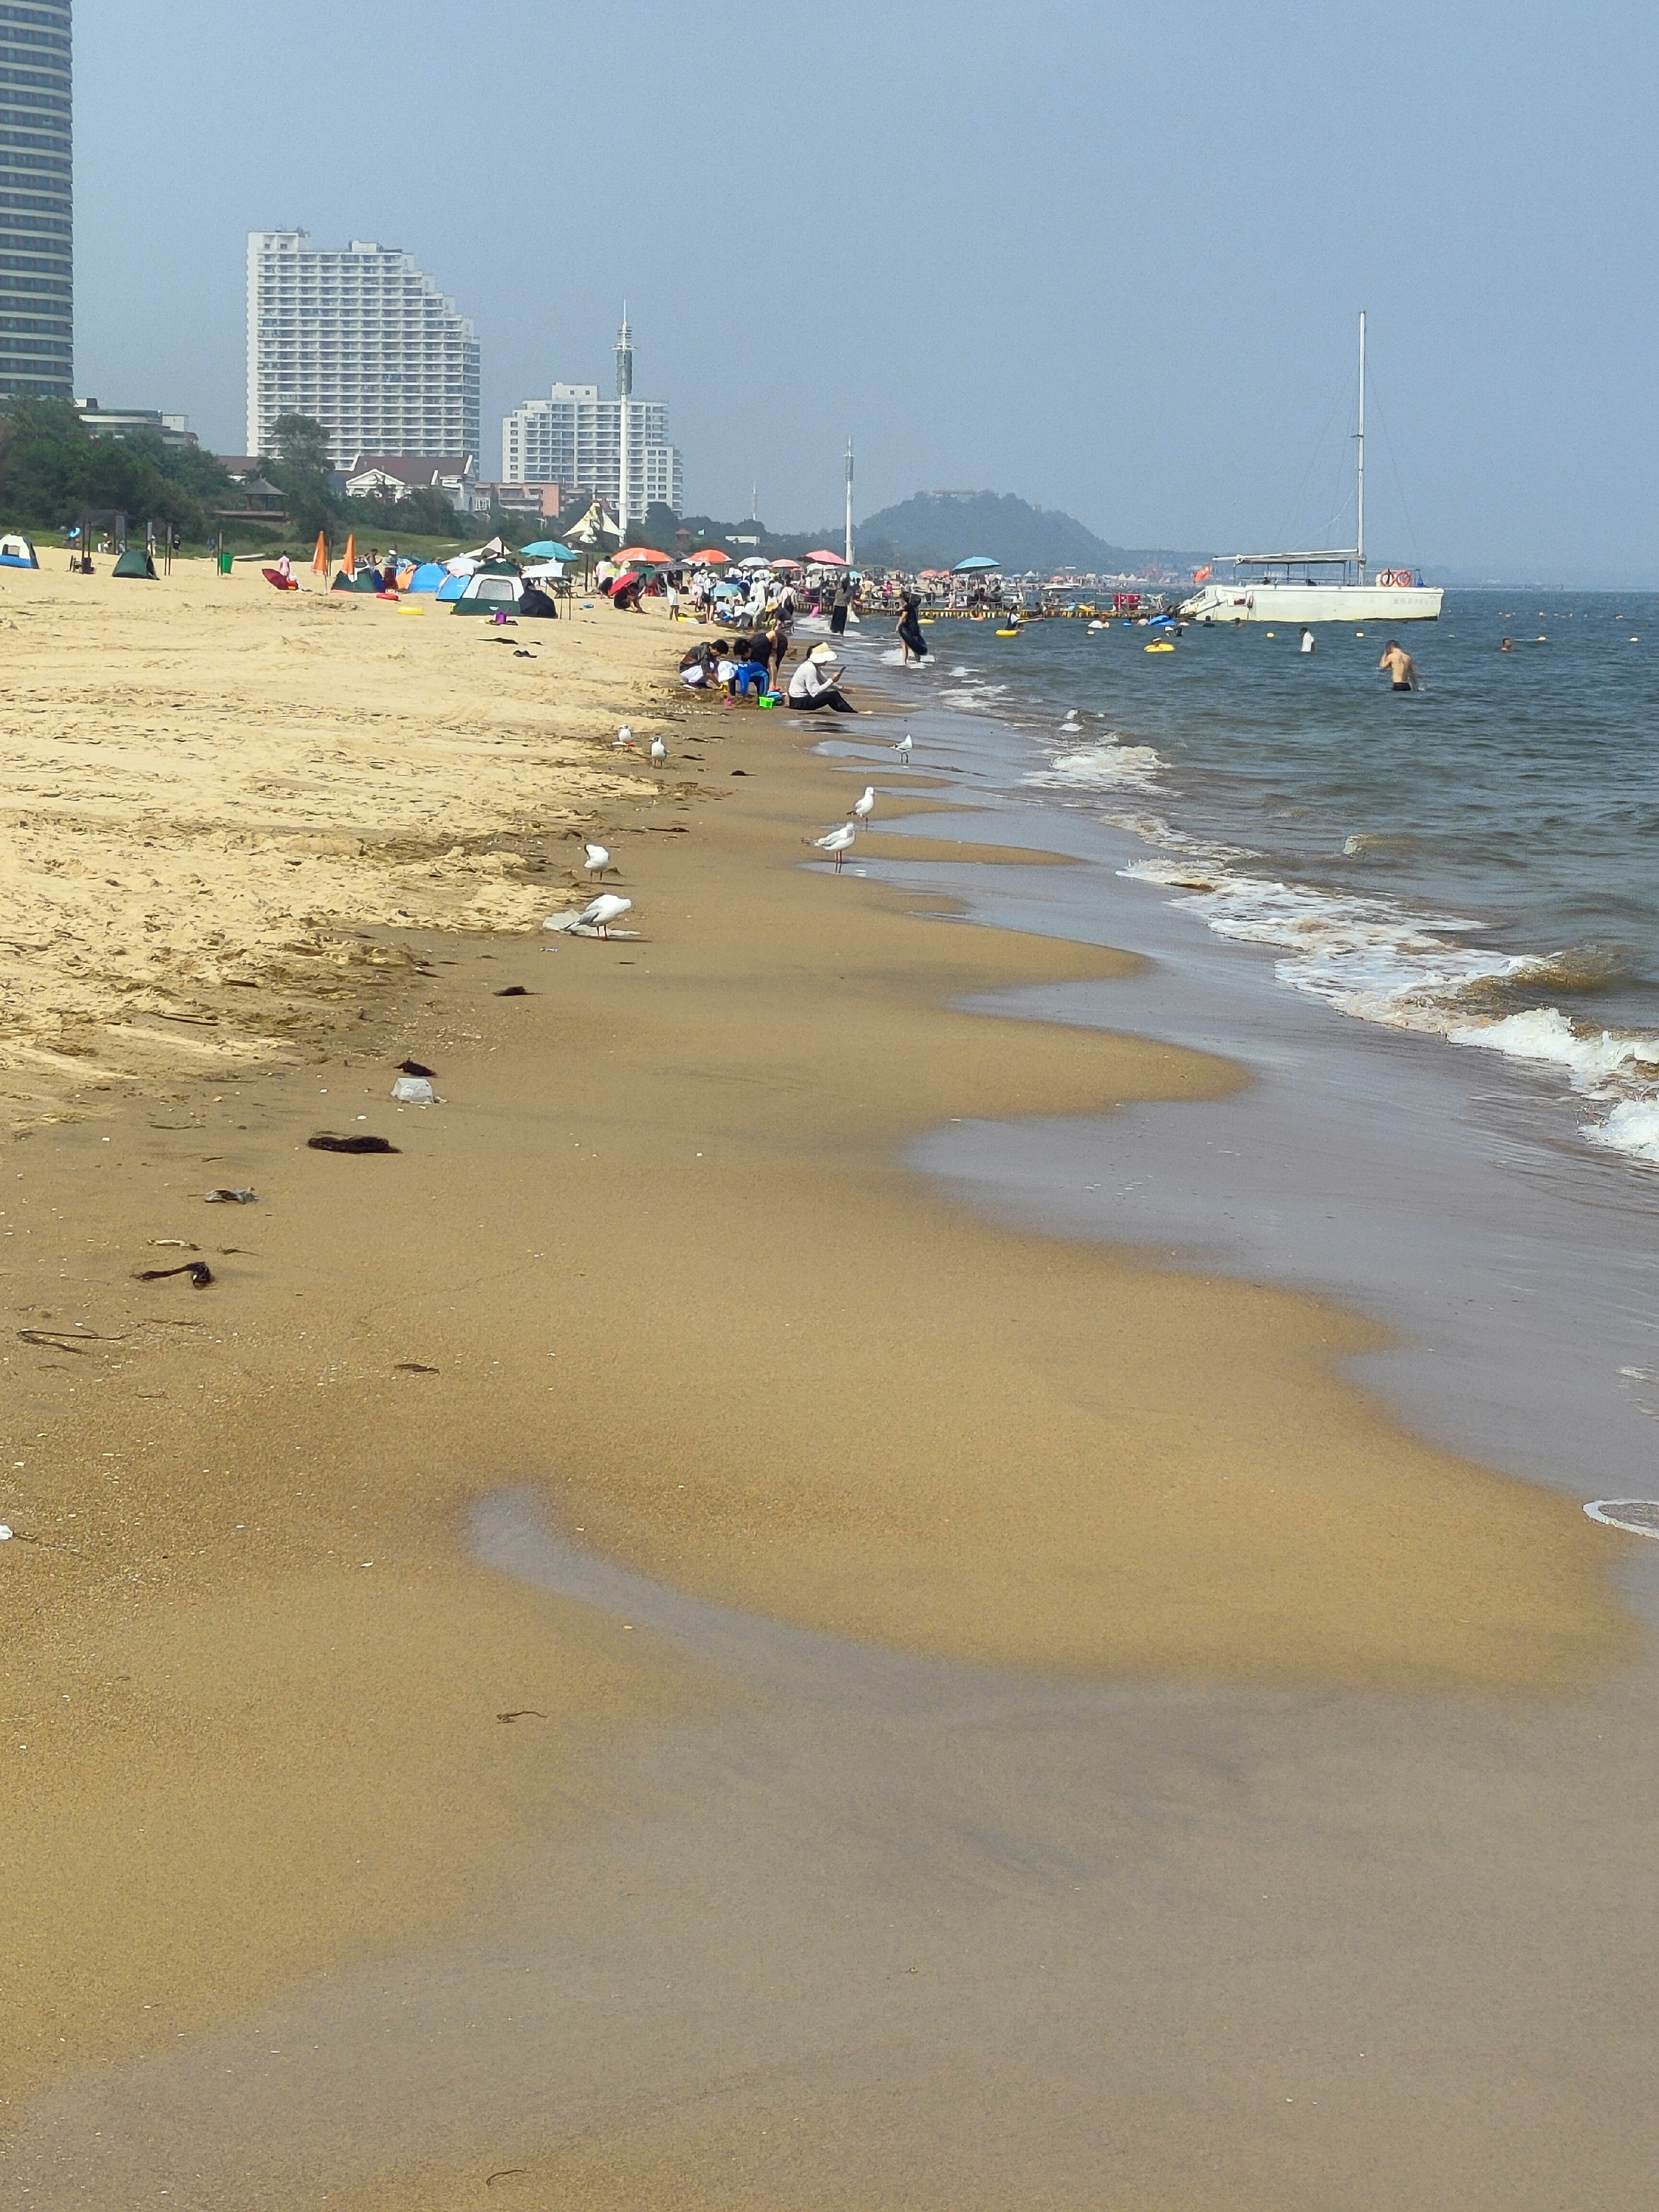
[1356,310,1366,581]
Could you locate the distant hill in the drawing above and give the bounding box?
[849,490,1203,578]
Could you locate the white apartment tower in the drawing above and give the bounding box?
[246,231,480,465]
[501,315,683,528]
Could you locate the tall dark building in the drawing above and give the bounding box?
[0,1,72,399]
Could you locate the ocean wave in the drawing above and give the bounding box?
[1025,743,1165,795]
[1121,855,1659,1164]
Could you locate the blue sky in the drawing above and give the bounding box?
[75,1,1659,579]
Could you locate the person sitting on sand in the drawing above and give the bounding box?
[679,640,718,687]
[1378,640,1418,691]
[519,580,558,619]
[787,641,858,713]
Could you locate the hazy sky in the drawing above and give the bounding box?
[75,1,1658,579]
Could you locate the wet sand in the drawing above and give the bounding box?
[1,575,1645,2201]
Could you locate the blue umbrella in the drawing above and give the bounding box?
[520,539,577,560]
[952,555,1000,572]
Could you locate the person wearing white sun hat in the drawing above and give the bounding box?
[787,641,859,714]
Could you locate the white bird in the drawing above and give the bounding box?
[852,785,876,824]
[614,723,633,749]
[576,893,632,937]
[649,734,668,764]
[895,734,913,761]
[582,842,611,879]
[815,823,857,872]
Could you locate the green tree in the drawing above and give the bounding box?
[268,413,332,475]
[265,413,336,541]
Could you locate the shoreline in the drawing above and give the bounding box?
[5,585,1645,2192]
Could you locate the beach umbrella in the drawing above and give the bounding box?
[342,532,356,577]
[807,549,846,565]
[520,539,570,558]
[312,531,329,577]
[686,547,730,565]
[739,556,772,570]
[770,557,803,570]
[952,555,999,572]
[615,545,671,564]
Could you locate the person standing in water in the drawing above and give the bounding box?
[829,576,852,636]
[1299,626,1315,653]
[896,589,928,664]
[1378,640,1418,691]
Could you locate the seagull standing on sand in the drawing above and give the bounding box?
[577,893,632,937]
[895,734,912,762]
[614,724,633,749]
[583,842,612,880]
[815,824,857,872]
[649,734,668,764]
[852,786,876,825]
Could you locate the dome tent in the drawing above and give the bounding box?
[405,563,447,593]
[0,532,39,569]
[450,570,523,615]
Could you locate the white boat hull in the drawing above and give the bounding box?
[1179,581,1442,624]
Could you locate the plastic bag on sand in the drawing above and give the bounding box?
[392,1076,437,1105]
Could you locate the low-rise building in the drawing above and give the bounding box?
[78,402,197,448]
[341,453,482,513]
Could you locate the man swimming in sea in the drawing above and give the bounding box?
[1378,640,1418,691]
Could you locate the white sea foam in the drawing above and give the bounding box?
[1119,854,1659,1165]
[1025,743,1165,795]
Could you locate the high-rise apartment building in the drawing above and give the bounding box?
[501,317,683,527]
[0,0,73,399]
[245,231,480,466]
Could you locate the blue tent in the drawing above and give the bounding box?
[435,570,468,601]
[405,561,447,593]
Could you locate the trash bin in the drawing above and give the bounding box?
[217,551,234,576]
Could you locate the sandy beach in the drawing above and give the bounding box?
[2,565,1647,2203]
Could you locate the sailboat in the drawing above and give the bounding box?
[1179,314,1443,626]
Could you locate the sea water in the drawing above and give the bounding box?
[842,598,1659,1509]
[918,594,1659,1165]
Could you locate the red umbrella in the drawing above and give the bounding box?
[616,545,670,563]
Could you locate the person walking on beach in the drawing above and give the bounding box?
[1378,640,1419,691]
[896,589,929,664]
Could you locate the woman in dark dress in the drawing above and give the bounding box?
[828,578,851,636]
[895,590,928,663]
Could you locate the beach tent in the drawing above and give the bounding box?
[451,570,523,615]
[435,570,469,601]
[0,532,39,569]
[111,547,156,579]
[405,562,447,593]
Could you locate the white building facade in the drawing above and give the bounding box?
[246,231,480,466]
[501,320,683,526]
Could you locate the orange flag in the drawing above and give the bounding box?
[341,532,356,581]
[312,530,329,577]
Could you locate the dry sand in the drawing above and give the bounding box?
[0,565,1643,2197]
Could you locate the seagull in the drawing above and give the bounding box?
[582,842,612,880]
[614,723,633,749]
[852,786,876,825]
[815,823,857,872]
[576,893,632,937]
[649,734,667,764]
[895,734,913,762]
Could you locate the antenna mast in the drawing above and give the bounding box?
[1356,310,1366,580]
